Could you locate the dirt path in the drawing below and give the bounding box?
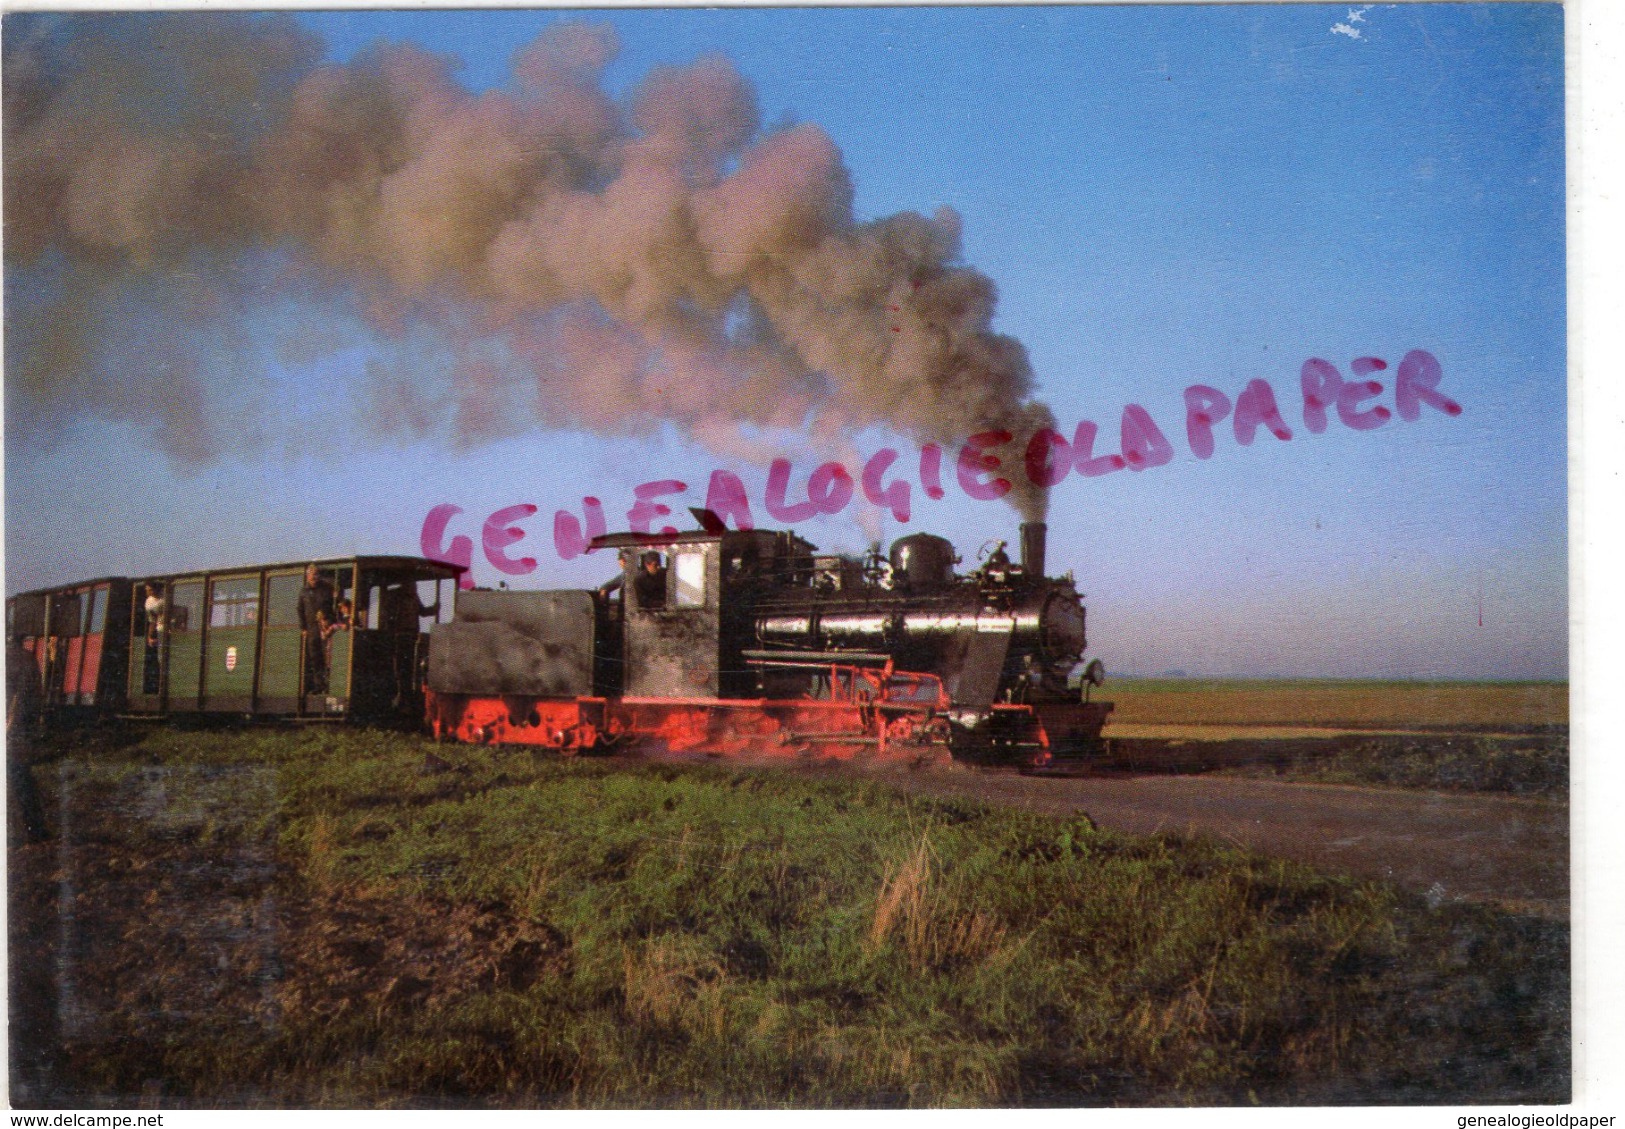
[874,767,1569,919]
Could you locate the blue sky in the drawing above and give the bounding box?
[3,3,1566,679]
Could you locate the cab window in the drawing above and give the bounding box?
[673,551,706,608]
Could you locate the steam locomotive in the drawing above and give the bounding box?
[6,520,1111,770]
[425,516,1110,769]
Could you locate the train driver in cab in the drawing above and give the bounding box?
[596,549,667,610]
[633,550,667,610]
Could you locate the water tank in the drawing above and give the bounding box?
[889,534,956,590]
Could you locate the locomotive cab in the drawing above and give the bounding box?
[592,528,815,700]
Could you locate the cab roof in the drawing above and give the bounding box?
[7,555,463,600]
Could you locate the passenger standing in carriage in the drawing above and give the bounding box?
[142,582,165,694]
[379,581,440,709]
[298,564,335,695]
[379,582,437,632]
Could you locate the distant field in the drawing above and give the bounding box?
[1101,680,1567,733]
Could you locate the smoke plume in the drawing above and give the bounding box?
[4,13,1055,519]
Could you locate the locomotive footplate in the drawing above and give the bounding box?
[426,660,955,763]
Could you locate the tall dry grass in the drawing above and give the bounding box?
[869,834,1008,975]
[622,936,731,1041]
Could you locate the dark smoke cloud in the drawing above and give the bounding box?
[4,13,1055,518]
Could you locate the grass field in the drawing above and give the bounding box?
[1101,680,1567,733]
[8,726,1569,1108]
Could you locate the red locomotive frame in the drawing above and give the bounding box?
[426,660,954,761]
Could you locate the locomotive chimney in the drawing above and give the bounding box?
[1020,522,1047,579]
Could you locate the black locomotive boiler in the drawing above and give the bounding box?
[425,519,1112,769]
